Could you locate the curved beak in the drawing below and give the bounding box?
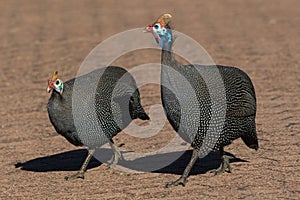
[46,86,52,93]
[143,25,152,33]
[47,80,54,93]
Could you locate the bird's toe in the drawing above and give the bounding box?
[64,171,85,180]
[210,155,232,176]
[165,177,187,188]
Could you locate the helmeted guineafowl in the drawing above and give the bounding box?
[46,66,149,180]
[145,14,258,187]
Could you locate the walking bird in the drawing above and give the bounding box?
[145,14,258,187]
[47,67,149,180]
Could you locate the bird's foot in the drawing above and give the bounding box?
[64,171,85,180]
[107,144,124,168]
[165,176,187,188]
[107,153,123,168]
[210,155,232,175]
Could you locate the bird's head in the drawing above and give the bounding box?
[145,13,173,50]
[47,71,64,95]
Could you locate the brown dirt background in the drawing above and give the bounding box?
[0,0,299,199]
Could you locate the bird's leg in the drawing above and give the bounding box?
[107,139,124,167]
[211,147,232,175]
[165,149,201,188]
[65,149,95,180]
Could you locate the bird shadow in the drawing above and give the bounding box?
[15,149,103,172]
[15,148,248,176]
[153,150,248,175]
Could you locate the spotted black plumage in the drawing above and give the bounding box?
[146,14,258,187]
[47,66,149,180]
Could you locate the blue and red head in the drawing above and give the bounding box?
[145,14,173,50]
[47,71,64,95]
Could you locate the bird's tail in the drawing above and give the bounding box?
[134,107,150,120]
[129,89,150,121]
[241,130,259,150]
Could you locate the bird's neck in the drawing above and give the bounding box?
[161,45,181,71]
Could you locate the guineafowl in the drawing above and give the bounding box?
[145,14,258,187]
[46,67,149,180]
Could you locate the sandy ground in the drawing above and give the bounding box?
[0,0,299,199]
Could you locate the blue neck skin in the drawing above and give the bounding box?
[154,27,173,51]
[155,28,178,67]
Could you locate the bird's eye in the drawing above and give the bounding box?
[55,80,60,85]
[154,24,160,29]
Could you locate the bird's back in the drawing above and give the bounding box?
[161,64,257,150]
[48,66,148,148]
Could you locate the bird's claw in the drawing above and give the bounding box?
[107,147,124,168]
[165,177,187,188]
[210,155,232,176]
[64,171,85,180]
